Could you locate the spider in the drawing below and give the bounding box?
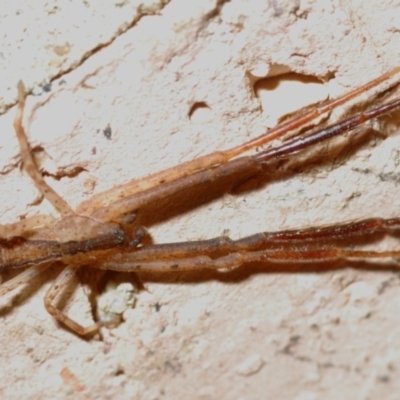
[1,67,400,336]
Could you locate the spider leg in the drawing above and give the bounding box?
[93,247,400,272]
[95,249,400,272]
[0,262,52,297]
[0,82,74,239]
[0,215,56,237]
[14,81,73,217]
[90,93,400,224]
[93,217,400,272]
[256,97,400,162]
[77,66,400,216]
[43,265,111,335]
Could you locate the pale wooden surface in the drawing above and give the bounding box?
[1,0,400,399]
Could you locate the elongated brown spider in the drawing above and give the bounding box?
[2,67,400,336]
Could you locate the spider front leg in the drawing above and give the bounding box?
[94,217,400,272]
